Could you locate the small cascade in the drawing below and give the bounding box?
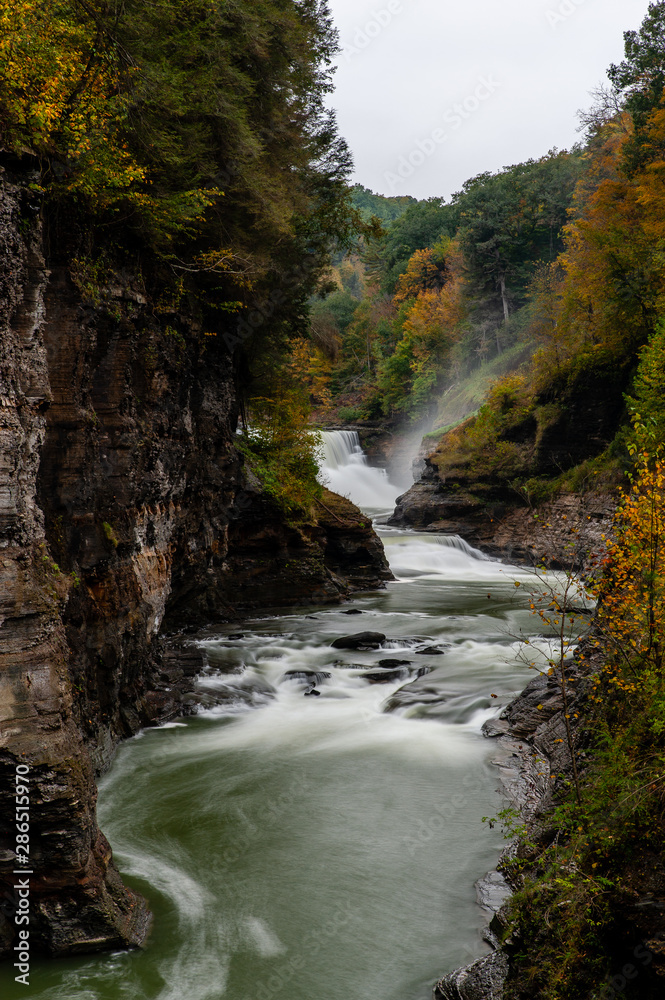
[318,429,400,512]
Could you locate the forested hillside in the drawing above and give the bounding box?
[306,154,582,424]
[0,0,383,514]
[5,0,665,996]
[297,1,665,494]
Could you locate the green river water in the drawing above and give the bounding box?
[1,436,556,1000]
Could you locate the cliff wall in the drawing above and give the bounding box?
[0,163,391,958]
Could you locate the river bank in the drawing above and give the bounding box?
[0,161,393,960]
[0,431,551,1000]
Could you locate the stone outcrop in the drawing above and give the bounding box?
[435,643,665,998]
[0,160,391,959]
[389,461,615,572]
[434,952,508,1000]
[388,353,628,571]
[0,163,151,956]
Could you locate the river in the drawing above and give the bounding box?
[1,432,546,1000]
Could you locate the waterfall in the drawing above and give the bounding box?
[318,430,400,512]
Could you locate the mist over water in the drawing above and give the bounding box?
[319,429,402,512]
[1,436,547,1000]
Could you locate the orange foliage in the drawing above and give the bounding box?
[597,456,665,685]
[393,241,450,305]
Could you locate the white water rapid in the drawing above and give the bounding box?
[6,436,577,1000]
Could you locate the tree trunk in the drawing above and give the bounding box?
[499,272,510,323]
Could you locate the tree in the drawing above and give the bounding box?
[363,197,453,293]
[455,153,581,325]
[393,239,451,304]
[0,0,147,203]
[608,0,665,172]
[1,0,361,328]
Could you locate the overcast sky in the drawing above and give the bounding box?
[326,0,652,200]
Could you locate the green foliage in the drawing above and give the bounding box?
[625,319,665,449]
[102,521,119,548]
[238,427,322,521]
[350,184,416,225]
[240,350,323,520]
[69,255,115,306]
[455,152,583,322]
[608,1,665,172]
[2,0,364,347]
[310,290,358,337]
[315,151,581,426]
[337,406,363,422]
[503,452,665,999]
[0,0,147,203]
[363,196,453,293]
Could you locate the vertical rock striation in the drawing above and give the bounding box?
[0,164,151,955]
[0,160,391,959]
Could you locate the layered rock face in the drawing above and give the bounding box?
[0,163,391,958]
[0,166,150,956]
[390,462,614,571]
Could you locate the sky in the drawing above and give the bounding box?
[326,0,653,201]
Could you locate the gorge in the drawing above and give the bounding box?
[1,429,551,1000]
[4,2,665,996]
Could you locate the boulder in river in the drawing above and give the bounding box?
[331,631,386,650]
[341,608,364,615]
[361,668,411,684]
[433,950,508,1000]
[378,658,412,668]
[416,645,446,656]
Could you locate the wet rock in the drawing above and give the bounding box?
[416,646,446,656]
[476,870,511,918]
[331,631,386,650]
[227,633,245,640]
[433,950,508,1000]
[389,464,615,575]
[378,658,412,668]
[304,687,321,697]
[361,668,410,684]
[501,671,562,738]
[482,717,510,738]
[341,608,364,615]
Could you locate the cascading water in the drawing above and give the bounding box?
[318,429,401,512]
[1,444,580,1000]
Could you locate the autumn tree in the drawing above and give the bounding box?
[393,238,451,304]
[608,0,665,172]
[1,0,363,332]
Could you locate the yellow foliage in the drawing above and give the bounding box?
[0,0,146,203]
[598,456,665,684]
[398,240,466,372]
[393,247,447,304]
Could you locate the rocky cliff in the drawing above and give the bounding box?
[388,345,630,571]
[389,464,615,572]
[0,161,391,959]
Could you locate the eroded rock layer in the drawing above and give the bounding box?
[0,162,391,958]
